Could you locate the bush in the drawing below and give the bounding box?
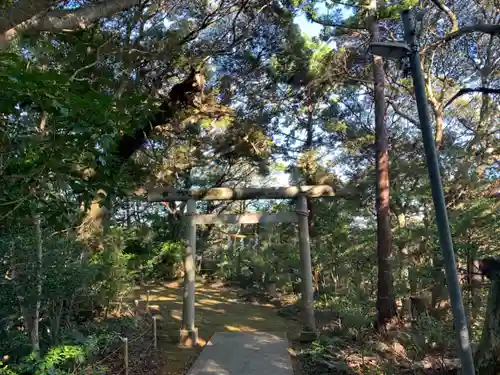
[0,315,138,375]
[141,241,183,281]
[316,287,375,330]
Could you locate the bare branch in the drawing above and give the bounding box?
[430,0,459,32]
[445,87,500,108]
[70,38,113,81]
[388,100,419,125]
[422,24,500,53]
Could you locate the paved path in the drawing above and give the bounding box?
[186,332,294,375]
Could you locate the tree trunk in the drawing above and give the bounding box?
[428,100,444,151]
[397,213,409,291]
[468,246,482,321]
[425,65,450,305]
[10,240,33,353]
[305,96,315,236]
[32,215,43,358]
[235,225,243,279]
[472,54,495,179]
[370,3,397,332]
[397,212,412,318]
[227,235,234,277]
[476,257,500,374]
[431,254,448,309]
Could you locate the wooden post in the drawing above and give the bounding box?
[134,299,139,318]
[122,337,128,375]
[296,195,317,340]
[180,199,198,347]
[153,315,157,349]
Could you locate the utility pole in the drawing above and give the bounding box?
[401,10,476,375]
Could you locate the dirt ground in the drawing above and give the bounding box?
[120,280,302,375]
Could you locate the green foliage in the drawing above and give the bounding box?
[0,326,120,375]
[316,287,375,329]
[377,0,420,20]
[400,314,455,361]
[142,241,184,280]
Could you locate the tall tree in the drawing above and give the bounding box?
[369,0,397,331]
[305,0,398,330]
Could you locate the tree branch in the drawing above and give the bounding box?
[422,24,500,53]
[444,87,500,108]
[305,12,366,30]
[430,0,459,32]
[1,0,142,49]
[482,180,500,199]
[0,0,56,33]
[388,100,419,125]
[110,68,205,169]
[78,68,204,244]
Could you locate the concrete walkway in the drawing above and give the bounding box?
[186,332,294,375]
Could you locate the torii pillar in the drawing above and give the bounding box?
[296,194,317,338]
[179,199,198,347]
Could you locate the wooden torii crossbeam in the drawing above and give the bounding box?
[147,185,337,202]
[147,185,333,346]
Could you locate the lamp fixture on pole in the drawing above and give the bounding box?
[369,42,410,60]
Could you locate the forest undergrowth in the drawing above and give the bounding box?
[238,284,464,375]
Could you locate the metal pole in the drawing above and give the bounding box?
[182,199,197,332]
[296,195,317,336]
[401,10,475,374]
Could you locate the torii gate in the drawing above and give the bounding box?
[148,185,336,347]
